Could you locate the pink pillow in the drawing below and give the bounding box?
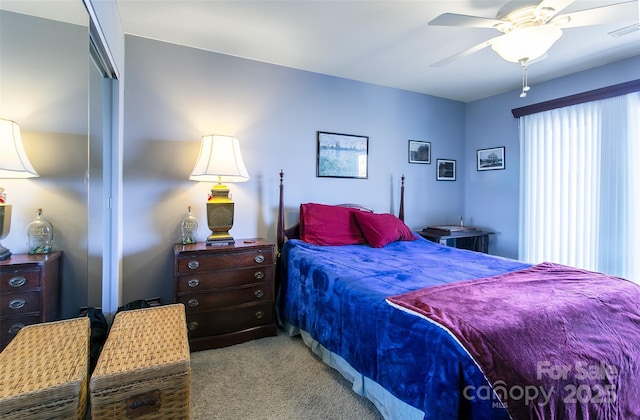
[299,203,367,246]
[353,212,416,248]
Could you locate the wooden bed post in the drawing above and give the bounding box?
[277,170,285,253]
[399,174,405,222]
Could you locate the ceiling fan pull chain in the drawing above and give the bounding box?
[520,59,531,98]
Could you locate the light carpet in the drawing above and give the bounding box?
[189,331,384,419]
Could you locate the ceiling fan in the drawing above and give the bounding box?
[429,0,638,96]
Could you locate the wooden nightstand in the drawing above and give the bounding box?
[173,239,277,351]
[0,251,62,351]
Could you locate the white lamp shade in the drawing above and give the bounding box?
[0,119,38,178]
[189,135,250,183]
[491,26,563,63]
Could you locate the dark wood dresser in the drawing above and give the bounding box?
[173,239,277,351]
[0,251,62,351]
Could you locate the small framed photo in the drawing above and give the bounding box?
[408,140,431,164]
[436,159,456,181]
[317,131,368,178]
[477,146,505,171]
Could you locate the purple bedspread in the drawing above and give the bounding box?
[388,262,640,419]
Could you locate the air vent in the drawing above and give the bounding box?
[608,24,640,38]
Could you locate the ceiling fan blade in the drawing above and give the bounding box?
[551,1,638,28]
[428,13,504,29]
[431,35,502,67]
[535,0,575,22]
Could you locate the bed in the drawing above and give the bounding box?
[275,172,640,420]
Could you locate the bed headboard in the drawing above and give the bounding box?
[276,170,405,252]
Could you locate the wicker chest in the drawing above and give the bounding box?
[90,304,191,419]
[0,317,90,420]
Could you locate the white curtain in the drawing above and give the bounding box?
[519,91,640,283]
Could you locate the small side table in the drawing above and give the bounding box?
[419,228,494,253]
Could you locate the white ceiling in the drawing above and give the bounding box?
[3,1,639,102]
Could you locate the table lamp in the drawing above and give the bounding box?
[189,135,249,246]
[0,118,39,260]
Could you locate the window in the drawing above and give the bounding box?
[519,92,639,283]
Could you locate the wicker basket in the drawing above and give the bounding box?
[90,304,191,419]
[0,317,90,420]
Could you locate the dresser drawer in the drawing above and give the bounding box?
[176,265,274,293]
[177,284,273,314]
[1,291,41,317]
[174,240,277,350]
[0,268,41,293]
[176,247,274,274]
[185,302,274,338]
[0,252,62,351]
[0,314,41,345]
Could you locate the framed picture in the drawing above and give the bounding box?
[317,131,368,178]
[408,140,431,164]
[477,146,505,171]
[436,159,456,181]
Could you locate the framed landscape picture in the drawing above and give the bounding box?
[436,159,456,181]
[408,140,431,164]
[477,146,505,171]
[317,131,369,178]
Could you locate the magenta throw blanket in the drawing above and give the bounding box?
[387,262,640,419]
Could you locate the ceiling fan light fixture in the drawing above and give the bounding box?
[491,25,563,63]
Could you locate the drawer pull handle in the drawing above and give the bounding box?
[254,289,264,298]
[8,323,25,334]
[187,260,200,270]
[188,321,199,331]
[254,255,265,264]
[187,279,200,288]
[188,298,199,307]
[9,276,27,287]
[255,311,264,319]
[9,299,26,310]
[254,271,264,280]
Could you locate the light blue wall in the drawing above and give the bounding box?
[121,33,638,303]
[464,55,640,259]
[122,36,466,304]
